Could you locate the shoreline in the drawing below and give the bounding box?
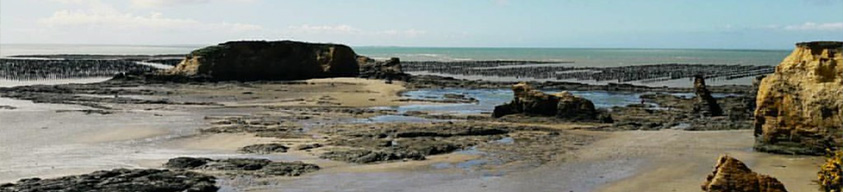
[0,71,810,191]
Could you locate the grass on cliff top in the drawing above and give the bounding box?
[190,45,226,58]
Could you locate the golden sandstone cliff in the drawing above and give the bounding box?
[701,155,787,192]
[754,41,843,155]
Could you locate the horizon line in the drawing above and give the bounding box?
[0,43,794,51]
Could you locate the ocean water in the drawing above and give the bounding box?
[1,44,789,67]
[0,44,790,87]
[0,44,203,58]
[354,47,790,67]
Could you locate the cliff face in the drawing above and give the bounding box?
[167,40,359,81]
[754,41,843,155]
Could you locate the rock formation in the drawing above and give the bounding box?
[701,155,787,192]
[754,41,843,155]
[358,56,409,80]
[167,40,359,81]
[164,157,320,177]
[0,169,218,192]
[493,82,608,122]
[692,75,724,117]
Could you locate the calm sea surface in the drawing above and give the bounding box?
[1,44,789,67]
[0,44,790,87]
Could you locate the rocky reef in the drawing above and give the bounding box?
[754,41,843,155]
[0,169,218,192]
[164,157,320,177]
[166,40,360,81]
[239,143,289,154]
[492,82,611,122]
[701,155,787,192]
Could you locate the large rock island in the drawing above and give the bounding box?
[167,40,360,81]
[492,82,610,122]
[754,41,843,155]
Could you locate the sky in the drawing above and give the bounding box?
[0,0,841,49]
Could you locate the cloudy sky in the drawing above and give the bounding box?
[1,0,841,49]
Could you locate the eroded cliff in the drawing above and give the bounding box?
[754,41,843,155]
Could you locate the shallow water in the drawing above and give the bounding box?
[0,78,111,88]
[380,89,651,115]
[0,97,246,183]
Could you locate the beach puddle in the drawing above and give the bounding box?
[394,89,653,114]
[354,115,436,123]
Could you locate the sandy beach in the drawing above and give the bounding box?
[0,75,827,191]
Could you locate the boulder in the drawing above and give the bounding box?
[754,41,843,155]
[701,155,787,192]
[493,82,606,122]
[554,91,601,121]
[692,75,724,117]
[167,40,359,81]
[357,56,409,80]
[239,143,289,154]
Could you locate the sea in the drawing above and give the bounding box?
[0,44,791,87]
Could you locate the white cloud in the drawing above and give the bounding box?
[39,1,262,33]
[378,29,427,37]
[284,24,426,38]
[783,22,843,31]
[130,0,255,8]
[286,24,360,34]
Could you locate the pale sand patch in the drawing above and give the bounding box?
[594,130,823,192]
[202,77,411,108]
[302,78,407,107]
[75,127,169,143]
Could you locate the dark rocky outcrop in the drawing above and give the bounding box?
[402,61,773,85]
[295,143,323,151]
[0,169,218,192]
[239,143,289,154]
[163,157,319,177]
[357,56,410,81]
[701,155,787,192]
[166,40,359,81]
[492,82,610,122]
[754,41,843,155]
[692,75,724,117]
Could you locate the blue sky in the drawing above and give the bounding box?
[0,0,841,49]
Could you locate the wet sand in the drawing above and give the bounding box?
[596,130,822,192]
[403,130,822,192]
